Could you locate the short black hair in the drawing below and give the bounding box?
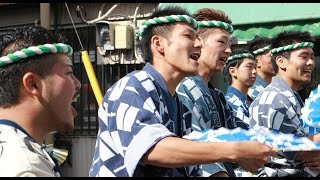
[0,26,68,108]
[136,5,193,64]
[223,49,254,84]
[248,36,272,56]
[193,8,232,40]
[270,31,314,73]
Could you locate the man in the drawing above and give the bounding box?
[0,26,81,176]
[249,31,320,177]
[89,6,275,177]
[248,37,275,100]
[224,50,256,128]
[176,8,250,177]
[223,49,257,177]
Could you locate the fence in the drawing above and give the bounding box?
[59,26,145,136]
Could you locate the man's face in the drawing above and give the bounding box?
[162,23,202,77]
[285,47,315,85]
[198,28,232,73]
[41,54,81,134]
[256,51,275,76]
[232,58,257,88]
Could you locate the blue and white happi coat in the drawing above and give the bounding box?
[177,76,238,131]
[89,63,199,177]
[176,75,238,176]
[249,76,320,177]
[248,74,268,100]
[225,86,250,129]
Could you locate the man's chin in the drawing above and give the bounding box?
[186,70,199,77]
[58,125,74,134]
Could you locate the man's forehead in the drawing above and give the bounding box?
[173,22,197,31]
[292,47,314,55]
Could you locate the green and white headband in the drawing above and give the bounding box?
[227,53,254,63]
[253,45,271,55]
[270,42,314,56]
[137,14,198,40]
[197,20,234,33]
[0,43,73,67]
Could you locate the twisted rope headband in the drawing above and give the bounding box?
[197,20,234,33]
[270,42,314,56]
[253,45,271,55]
[0,43,73,68]
[227,53,254,63]
[137,14,198,40]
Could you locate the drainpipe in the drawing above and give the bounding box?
[40,3,51,30]
[40,3,54,145]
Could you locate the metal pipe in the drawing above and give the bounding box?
[65,3,103,105]
[40,3,51,30]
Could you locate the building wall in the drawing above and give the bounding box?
[60,137,97,177]
[0,3,158,31]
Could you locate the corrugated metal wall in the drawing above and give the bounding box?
[59,137,97,177]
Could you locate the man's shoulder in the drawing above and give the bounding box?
[251,87,293,111]
[108,70,155,92]
[255,84,284,98]
[0,126,54,176]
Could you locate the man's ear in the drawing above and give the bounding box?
[21,72,41,97]
[151,35,165,54]
[276,55,286,70]
[256,57,262,68]
[229,66,237,78]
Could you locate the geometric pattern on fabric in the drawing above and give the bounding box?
[0,120,60,177]
[248,76,319,177]
[89,63,198,177]
[248,75,268,100]
[225,86,250,129]
[176,75,228,176]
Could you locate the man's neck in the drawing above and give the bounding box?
[277,74,301,92]
[152,61,186,96]
[257,71,273,84]
[198,68,213,85]
[231,82,249,97]
[0,104,47,144]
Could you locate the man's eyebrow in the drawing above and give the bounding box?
[182,28,196,34]
[300,51,314,56]
[65,64,74,68]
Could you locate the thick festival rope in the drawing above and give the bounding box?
[197,20,234,33]
[227,53,254,63]
[0,43,73,67]
[270,42,314,56]
[253,45,271,55]
[137,14,198,40]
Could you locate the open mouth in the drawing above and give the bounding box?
[72,93,80,103]
[220,57,227,63]
[190,52,201,61]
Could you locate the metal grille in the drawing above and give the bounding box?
[63,26,144,136]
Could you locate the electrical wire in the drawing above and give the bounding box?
[65,3,83,49]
